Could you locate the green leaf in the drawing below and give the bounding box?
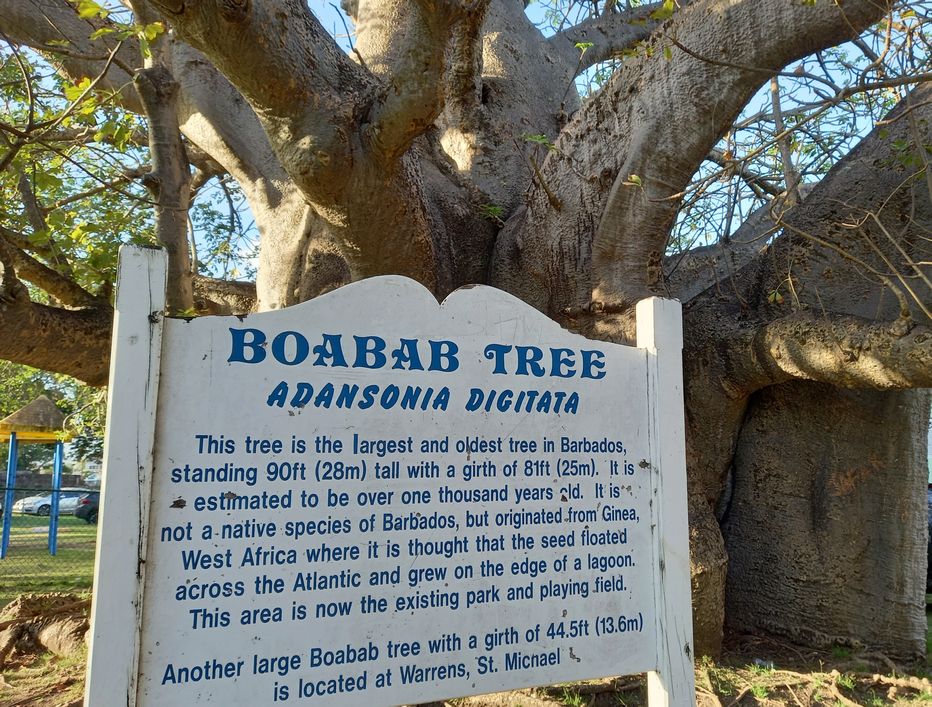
[35,171,63,190]
[112,122,132,148]
[650,0,676,21]
[142,22,165,42]
[88,27,116,40]
[28,228,51,246]
[478,203,505,222]
[77,99,98,117]
[76,0,108,20]
[626,174,642,187]
[522,133,555,150]
[63,77,92,102]
[574,41,594,57]
[69,223,89,246]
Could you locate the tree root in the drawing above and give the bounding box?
[0,594,90,669]
[0,598,90,632]
[724,686,751,706]
[696,684,724,707]
[854,652,902,675]
[690,657,932,707]
[858,672,932,690]
[826,683,860,707]
[784,682,804,707]
[550,678,642,695]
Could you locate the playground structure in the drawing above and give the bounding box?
[0,395,71,558]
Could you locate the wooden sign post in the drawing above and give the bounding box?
[85,245,694,706]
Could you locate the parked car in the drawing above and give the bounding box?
[74,491,100,524]
[12,488,90,516]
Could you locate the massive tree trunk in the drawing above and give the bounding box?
[717,87,932,654]
[680,82,932,653]
[724,385,929,657]
[0,0,929,660]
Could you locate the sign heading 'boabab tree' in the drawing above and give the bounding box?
[0,0,929,657]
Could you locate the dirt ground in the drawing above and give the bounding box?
[452,633,932,707]
[1,597,929,706]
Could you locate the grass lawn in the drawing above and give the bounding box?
[0,650,87,707]
[0,514,96,607]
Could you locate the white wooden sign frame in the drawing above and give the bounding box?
[85,245,694,706]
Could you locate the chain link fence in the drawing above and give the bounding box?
[0,484,98,607]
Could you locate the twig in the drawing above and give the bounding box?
[528,154,563,211]
[827,682,861,707]
[567,678,642,695]
[770,76,801,204]
[724,686,750,706]
[696,685,724,707]
[328,2,367,70]
[785,683,804,707]
[35,41,125,137]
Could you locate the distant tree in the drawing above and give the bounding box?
[0,362,105,468]
[0,363,57,469]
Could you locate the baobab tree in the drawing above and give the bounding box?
[0,0,929,658]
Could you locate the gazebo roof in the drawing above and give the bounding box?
[0,395,69,442]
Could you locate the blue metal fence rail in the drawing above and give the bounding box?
[1,436,66,558]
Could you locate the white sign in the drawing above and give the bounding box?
[85,246,694,706]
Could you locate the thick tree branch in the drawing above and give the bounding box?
[0,226,46,258]
[147,0,372,204]
[445,0,491,127]
[0,233,102,308]
[0,255,111,385]
[492,0,888,314]
[673,84,931,510]
[663,200,773,304]
[547,4,660,71]
[362,1,476,163]
[152,3,460,293]
[125,0,192,315]
[17,172,51,236]
[135,65,194,314]
[743,314,932,391]
[164,43,355,309]
[193,275,256,315]
[16,172,77,281]
[433,0,583,213]
[1,0,348,310]
[588,0,885,309]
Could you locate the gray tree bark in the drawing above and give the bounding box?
[724,384,929,658]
